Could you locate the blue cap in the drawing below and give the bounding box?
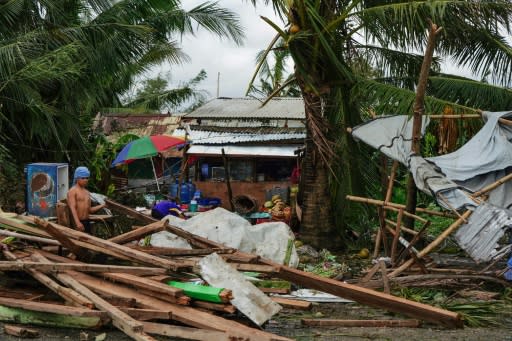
[74,166,90,181]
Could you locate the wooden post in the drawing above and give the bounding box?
[404,21,443,228]
[390,209,404,264]
[221,148,235,212]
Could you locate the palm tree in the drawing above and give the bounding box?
[0,0,243,166]
[249,1,512,249]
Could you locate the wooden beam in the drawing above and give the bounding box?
[3,250,93,309]
[266,264,462,328]
[108,221,166,245]
[102,272,184,298]
[29,216,193,272]
[4,324,40,338]
[271,297,311,310]
[128,245,234,256]
[0,297,106,318]
[120,308,172,321]
[0,229,59,245]
[105,199,158,224]
[0,261,167,275]
[301,319,421,327]
[34,217,87,259]
[142,322,231,341]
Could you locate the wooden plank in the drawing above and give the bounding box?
[0,216,52,238]
[142,322,230,341]
[0,261,167,275]
[360,263,380,283]
[228,263,278,273]
[258,288,290,295]
[108,221,166,244]
[128,245,234,256]
[3,250,93,309]
[137,289,191,305]
[301,319,421,327]
[4,324,40,338]
[0,229,60,245]
[269,264,462,328]
[29,216,193,272]
[35,218,87,259]
[0,297,107,318]
[120,308,172,321]
[102,273,184,298]
[105,199,158,224]
[66,271,292,341]
[271,297,311,310]
[192,301,237,314]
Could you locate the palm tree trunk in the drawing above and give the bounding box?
[298,92,341,249]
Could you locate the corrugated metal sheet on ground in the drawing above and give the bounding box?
[455,203,512,262]
[187,145,301,157]
[173,128,305,144]
[184,97,305,119]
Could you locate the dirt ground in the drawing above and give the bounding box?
[1,302,511,341]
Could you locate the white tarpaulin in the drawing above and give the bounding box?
[148,207,299,267]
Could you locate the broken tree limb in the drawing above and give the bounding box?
[301,319,421,328]
[346,195,456,218]
[389,210,472,278]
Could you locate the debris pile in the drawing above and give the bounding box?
[0,199,467,340]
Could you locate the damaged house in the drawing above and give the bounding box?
[173,97,305,210]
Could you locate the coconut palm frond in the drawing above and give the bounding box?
[429,75,512,111]
[354,78,479,116]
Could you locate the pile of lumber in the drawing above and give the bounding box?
[0,200,465,340]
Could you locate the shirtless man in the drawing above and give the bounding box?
[67,166,105,233]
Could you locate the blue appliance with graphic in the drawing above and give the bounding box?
[26,163,69,217]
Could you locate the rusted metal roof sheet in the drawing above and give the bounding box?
[187,145,301,157]
[184,97,305,119]
[455,203,512,262]
[94,113,181,140]
[173,128,305,144]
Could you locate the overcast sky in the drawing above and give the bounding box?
[152,1,282,101]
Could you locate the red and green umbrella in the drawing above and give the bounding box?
[111,135,186,192]
[111,135,186,167]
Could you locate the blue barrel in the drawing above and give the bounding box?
[180,182,191,203]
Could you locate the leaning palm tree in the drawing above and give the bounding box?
[249,1,512,249]
[0,0,243,165]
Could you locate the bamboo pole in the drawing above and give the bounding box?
[0,229,60,245]
[388,210,471,278]
[390,209,404,263]
[346,195,456,218]
[471,172,512,198]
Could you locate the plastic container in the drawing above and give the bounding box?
[189,199,198,212]
[193,190,202,199]
[180,183,191,203]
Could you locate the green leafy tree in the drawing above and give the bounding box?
[249,1,512,249]
[126,70,208,112]
[0,0,243,168]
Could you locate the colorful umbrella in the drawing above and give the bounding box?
[111,135,186,192]
[111,135,186,167]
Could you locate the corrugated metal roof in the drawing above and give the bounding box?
[173,128,305,145]
[184,97,305,119]
[455,203,512,262]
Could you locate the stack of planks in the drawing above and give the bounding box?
[0,199,464,341]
